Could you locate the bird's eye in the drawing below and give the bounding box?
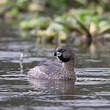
[62,49,65,52]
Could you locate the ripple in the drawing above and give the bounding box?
[1,35,110,110]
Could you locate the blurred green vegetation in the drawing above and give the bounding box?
[1,0,110,46]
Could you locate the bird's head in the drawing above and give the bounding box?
[54,45,75,62]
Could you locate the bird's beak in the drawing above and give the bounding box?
[54,51,62,57]
[54,51,57,56]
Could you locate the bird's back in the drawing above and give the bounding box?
[28,60,61,79]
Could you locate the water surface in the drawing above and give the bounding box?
[0,22,110,110]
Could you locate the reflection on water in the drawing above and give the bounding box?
[0,24,110,110]
[28,78,75,95]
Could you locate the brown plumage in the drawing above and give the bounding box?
[28,45,76,81]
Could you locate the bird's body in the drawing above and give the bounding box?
[28,46,76,81]
[28,60,61,79]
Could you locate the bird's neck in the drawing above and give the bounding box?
[62,60,74,72]
[60,59,75,80]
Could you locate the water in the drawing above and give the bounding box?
[0,23,110,110]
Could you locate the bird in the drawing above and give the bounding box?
[28,45,76,81]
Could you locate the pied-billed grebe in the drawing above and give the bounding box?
[28,45,76,81]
